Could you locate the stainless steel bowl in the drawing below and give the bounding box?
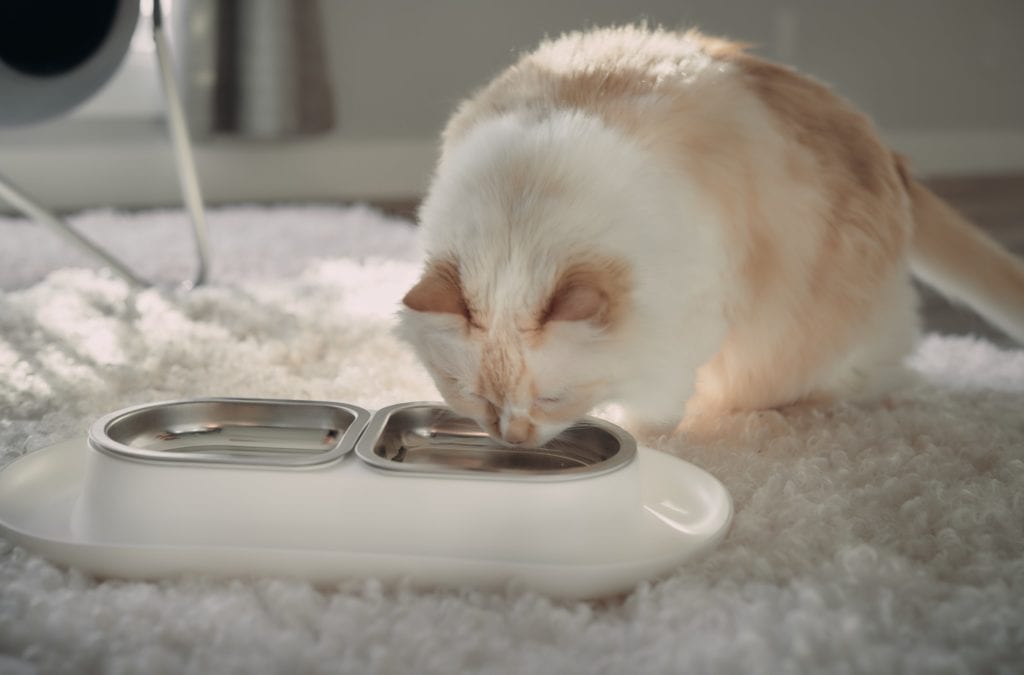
[355,402,636,480]
[88,398,370,468]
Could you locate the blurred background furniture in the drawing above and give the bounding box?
[0,0,210,287]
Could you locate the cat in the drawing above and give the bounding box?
[396,25,1024,447]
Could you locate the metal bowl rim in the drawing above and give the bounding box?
[87,397,372,469]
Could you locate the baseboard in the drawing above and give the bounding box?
[0,121,439,213]
[884,130,1024,176]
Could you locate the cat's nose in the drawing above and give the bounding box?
[500,415,534,445]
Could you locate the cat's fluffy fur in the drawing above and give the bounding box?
[397,26,1024,445]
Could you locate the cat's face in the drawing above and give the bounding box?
[398,258,629,446]
[397,110,643,445]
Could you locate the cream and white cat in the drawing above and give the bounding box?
[396,26,1024,446]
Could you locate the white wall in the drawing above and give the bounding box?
[2,0,1022,212]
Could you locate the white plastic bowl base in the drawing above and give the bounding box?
[0,437,732,599]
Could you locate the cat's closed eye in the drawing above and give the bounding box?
[536,394,565,405]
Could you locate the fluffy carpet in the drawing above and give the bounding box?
[1,206,1022,674]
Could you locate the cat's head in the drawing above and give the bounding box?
[397,256,630,446]
[397,110,646,445]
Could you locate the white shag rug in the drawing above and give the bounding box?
[1,206,1022,674]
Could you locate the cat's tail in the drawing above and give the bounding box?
[900,159,1024,343]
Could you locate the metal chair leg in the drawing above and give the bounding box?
[0,172,149,288]
[153,0,210,288]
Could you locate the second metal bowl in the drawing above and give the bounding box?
[355,402,636,480]
[88,398,370,468]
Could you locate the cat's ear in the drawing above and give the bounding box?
[402,260,469,318]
